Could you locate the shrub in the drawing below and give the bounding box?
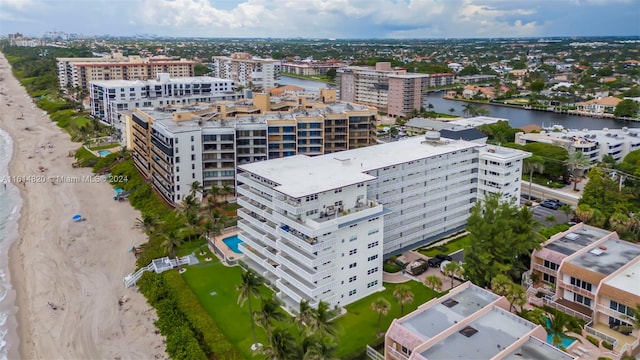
[524,201,532,207]
[586,335,600,346]
[602,341,614,350]
[383,261,403,273]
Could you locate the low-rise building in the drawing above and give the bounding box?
[280,61,347,76]
[385,282,574,360]
[575,97,622,116]
[515,127,640,163]
[527,223,640,357]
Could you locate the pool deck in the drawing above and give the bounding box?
[209,228,244,265]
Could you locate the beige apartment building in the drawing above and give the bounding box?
[126,90,377,205]
[527,223,640,358]
[384,282,574,360]
[57,52,195,91]
[338,62,453,117]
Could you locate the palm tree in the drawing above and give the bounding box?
[161,228,183,268]
[302,335,337,360]
[424,274,442,292]
[462,103,476,116]
[295,300,315,332]
[203,218,223,248]
[565,151,591,191]
[443,261,462,289]
[310,301,337,337]
[134,214,158,234]
[522,155,545,200]
[393,285,414,317]
[183,210,203,242]
[208,185,220,206]
[371,297,391,336]
[260,327,296,359]
[237,269,264,348]
[221,184,233,202]
[254,295,286,338]
[449,107,456,115]
[180,194,199,215]
[189,180,203,198]
[544,308,584,347]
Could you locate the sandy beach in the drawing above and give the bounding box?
[0,53,166,359]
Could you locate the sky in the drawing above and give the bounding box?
[1,0,639,39]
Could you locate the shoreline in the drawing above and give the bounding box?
[0,52,166,359]
[0,128,22,360]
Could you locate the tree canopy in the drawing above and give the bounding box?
[478,120,522,144]
[519,142,569,179]
[614,99,639,118]
[464,194,544,287]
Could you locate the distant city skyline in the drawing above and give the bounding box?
[1,0,639,39]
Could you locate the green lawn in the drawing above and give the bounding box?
[419,235,469,258]
[335,281,441,358]
[181,251,441,360]
[181,256,272,360]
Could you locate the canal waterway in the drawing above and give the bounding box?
[280,75,639,131]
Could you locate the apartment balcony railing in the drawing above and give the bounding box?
[237,173,274,197]
[585,322,619,348]
[237,233,277,261]
[237,209,275,233]
[276,267,316,295]
[542,298,592,322]
[559,281,594,299]
[237,196,272,220]
[236,184,272,206]
[275,239,333,268]
[272,195,319,216]
[532,263,558,277]
[596,304,634,323]
[239,243,276,275]
[385,346,410,360]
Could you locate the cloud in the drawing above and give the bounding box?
[1,0,638,38]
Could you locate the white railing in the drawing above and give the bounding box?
[366,345,385,360]
[532,263,558,277]
[559,281,594,298]
[123,255,196,287]
[542,298,592,322]
[585,324,618,347]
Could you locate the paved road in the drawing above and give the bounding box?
[522,181,581,206]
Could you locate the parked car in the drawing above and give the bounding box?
[405,259,429,276]
[428,257,443,268]
[435,254,453,261]
[540,199,562,210]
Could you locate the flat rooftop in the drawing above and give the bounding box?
[502,337,575,360]
[605,258,640,297]
[569,238,640,276]
[419,307,537,360]
[399,285,498,340]
[240,136,481,197]
[91,76,232,87]
[448,116,507,127]
[544,225,610,256]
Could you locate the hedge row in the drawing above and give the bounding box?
[138,272,208,360]
[163,271,243,360]
[138,271,243,360]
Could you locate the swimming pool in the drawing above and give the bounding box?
[545,318,576,348]
[98,150,111,157]
[222,235,243,254]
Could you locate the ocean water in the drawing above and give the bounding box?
[0,128,22,360]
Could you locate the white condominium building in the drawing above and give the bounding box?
[515,127,640,164]
[90,73,241,142]
[237,156,386,310]
[211,52,280,90]
[236,134,529,308]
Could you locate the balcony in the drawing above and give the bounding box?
[239,243,278,276]
[559,281,594,298]
[532,263,558,277]
[237,209,274,233]
[276,253,336,282]
[308,201,384,229]
[276,267,316,295]
[596,304,635,324]
[272,195,318,216]
[275,239,333,268]
[237,196,271,220]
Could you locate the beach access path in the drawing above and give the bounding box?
[0,53,166,359]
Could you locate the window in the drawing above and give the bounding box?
[349,235,357,242]
[610,301,635,316]
[349,249,357,256]
[191,154,195,161]
[367,254,378,262]
[175,156,180,163]
[367,241,379,249]
[348,276,357,283]
[543,273,556,284]
[191,136,194,142]
[348,289,357,296]
[368,229,379,236]
[348,262,357,269]
[570,277,592,292]
[401,346,412,356]
[574,293,592,307]
[543,260,558,270]
[367,267,379,275]
[367,280,378,288]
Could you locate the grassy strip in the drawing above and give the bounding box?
[419,235,469,258]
